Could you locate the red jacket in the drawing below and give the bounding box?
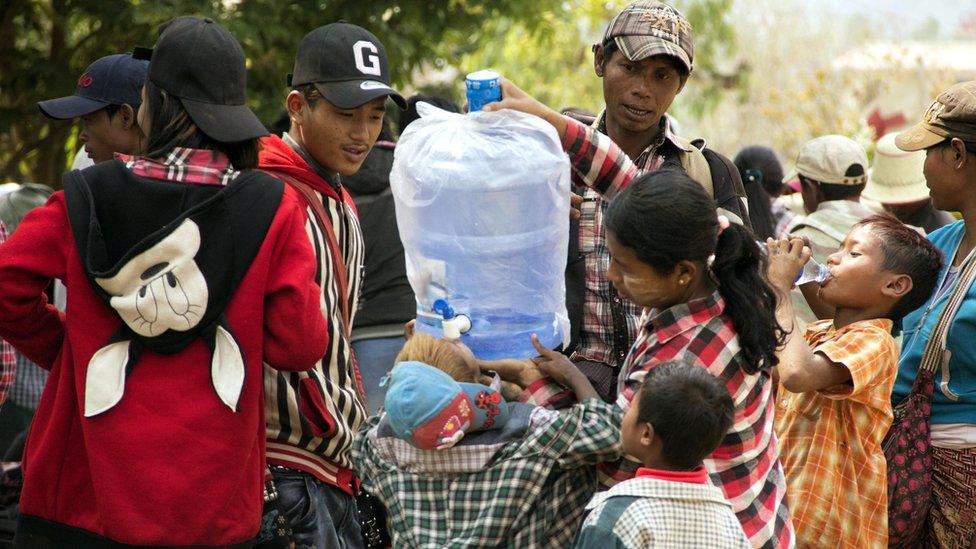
[0,188,327,545]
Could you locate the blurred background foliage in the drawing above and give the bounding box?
[0,0,734,187]
[1,0,974,188]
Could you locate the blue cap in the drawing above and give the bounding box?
[384,361,509,450]
[38,53,149,120]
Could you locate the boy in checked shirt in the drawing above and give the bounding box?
[575,360,749,548]
[767,215,942,547]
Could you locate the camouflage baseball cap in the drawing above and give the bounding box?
[602,1,694,72]
[896,81,976,151]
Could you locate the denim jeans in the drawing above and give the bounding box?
[351,336,404,412]
[272,468,364,549]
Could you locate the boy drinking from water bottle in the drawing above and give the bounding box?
[766,214,942,547]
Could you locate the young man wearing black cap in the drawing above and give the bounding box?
[257,22,406,548]
[38,53,148,163]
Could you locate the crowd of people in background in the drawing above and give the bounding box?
[0,1,973,548]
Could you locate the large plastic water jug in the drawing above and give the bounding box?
[391,104,571,360]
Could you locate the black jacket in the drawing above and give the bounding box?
[345,141,416,330]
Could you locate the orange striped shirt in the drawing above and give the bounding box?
[775,318,897,548]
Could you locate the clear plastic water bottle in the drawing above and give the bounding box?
[392,104,571,360]
[795,260,829,285]
[757,240,829,285]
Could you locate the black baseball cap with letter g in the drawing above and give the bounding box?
[288,23,406,110]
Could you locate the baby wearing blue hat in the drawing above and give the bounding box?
[384,361,510,450]
[353,357,620,547]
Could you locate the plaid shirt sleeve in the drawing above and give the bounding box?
[0,221,16,406]
[808,320,898,405]
[518,378,577,409]
[560,117,638,200]
[547,398,622,470]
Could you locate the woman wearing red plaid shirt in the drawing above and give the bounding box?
[527,171,795,548]
[597,172,794,548]
[488,79,794,548]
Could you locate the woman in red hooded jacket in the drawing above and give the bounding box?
[0,17,327,546]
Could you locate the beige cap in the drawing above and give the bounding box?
[896,81,976,151]
[784,135,868,186]
[862,133,928,204]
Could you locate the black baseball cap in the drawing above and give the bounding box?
[289,23,406,110]
[38,53,149,120]
[135,16,267,142]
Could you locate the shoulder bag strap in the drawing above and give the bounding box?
[267,172,352,337]
[917,251,976,381]
[674,137,713,198]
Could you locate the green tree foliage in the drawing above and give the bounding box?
[1,0,733,187]
[458,0,737,121]
[0,0,561,187]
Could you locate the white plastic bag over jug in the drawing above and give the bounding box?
[391,103,571,360]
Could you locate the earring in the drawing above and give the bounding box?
[679,278,688,285]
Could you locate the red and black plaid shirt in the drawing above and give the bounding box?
[562,113,675,367]
[116,148,240,186]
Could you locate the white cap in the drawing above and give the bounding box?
[784,135,868,186]
[862,132,929,204]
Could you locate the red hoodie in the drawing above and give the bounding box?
[259,133,358,214]
[258,134,369,495]
[0,161,327,545]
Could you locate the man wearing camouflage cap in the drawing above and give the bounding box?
[889,80,976,548]
[487,0,748,400]
[573,0,752,386]
[483,3,789,548]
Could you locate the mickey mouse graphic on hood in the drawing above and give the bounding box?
[63,160,283,417]
[99,219,208,338]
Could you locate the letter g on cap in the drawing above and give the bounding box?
[353,40,381,76]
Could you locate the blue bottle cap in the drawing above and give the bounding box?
[432,299,455,319]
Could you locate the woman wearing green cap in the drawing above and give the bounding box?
[890,81,976,548]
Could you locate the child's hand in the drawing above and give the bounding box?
[530,334,583,388]
[570,193,583,220]
[478,358,545,388]
[766,236,811,291]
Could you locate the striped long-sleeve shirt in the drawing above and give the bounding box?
[259,135,368,495]
[0,221,14,406]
